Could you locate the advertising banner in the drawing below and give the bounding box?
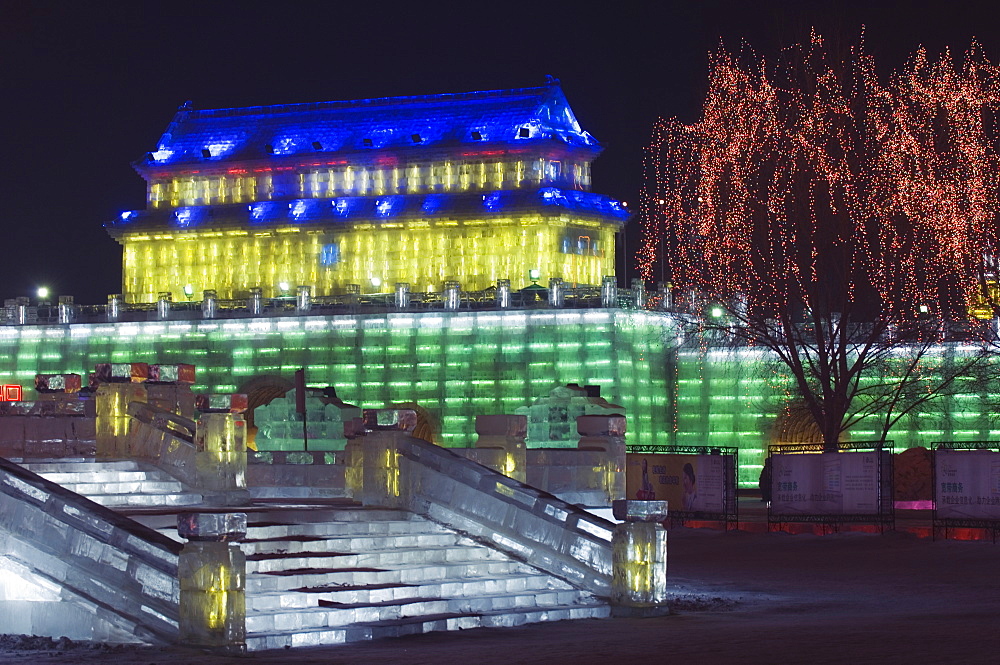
[625,453,726,513]
[771,452,881,515]
[935,450,1000,520]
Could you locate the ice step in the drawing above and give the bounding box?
[47,481,186,495]
[84,493,202,507]
[241,532,463,556]
[247,544,510,574]
[246,572,575,611]
[27,470,159,484]
[245,589,599,633]
[244,601,611,651]
[22,461,143,473]
[247,559,533,593]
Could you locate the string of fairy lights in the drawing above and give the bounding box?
[639,33,1000,322]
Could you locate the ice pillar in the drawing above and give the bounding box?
[577,415,627,503]
[194,413,248,501]
[610,500,669,616]
[95,382,147,458]
[178,512,247,654]
[474,414,527,483]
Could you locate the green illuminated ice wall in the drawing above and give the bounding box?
[673,343,1000,486]
[3,312,997,488]
[0,309,675,449]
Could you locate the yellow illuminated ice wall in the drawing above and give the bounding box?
[109,83,628,302]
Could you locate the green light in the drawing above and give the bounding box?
[36,287,49,300]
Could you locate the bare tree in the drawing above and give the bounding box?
[640,34,1000,451]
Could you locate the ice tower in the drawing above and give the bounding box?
[108,81,628,302]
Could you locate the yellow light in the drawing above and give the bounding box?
[118,213,618,302]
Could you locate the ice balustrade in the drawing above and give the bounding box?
[461,413,626,506]
[126,401,248,503]
[1,279,658,325]
[345,411,615,595]
[0,455,181,643]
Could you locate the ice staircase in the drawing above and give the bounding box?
[2,454,609,650]
[135,506,609,650]
[20,459,202,508]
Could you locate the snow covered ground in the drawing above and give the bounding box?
[2,524,998,664]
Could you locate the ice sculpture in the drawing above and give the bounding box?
[516,384,624,448]
[610,500,669,615]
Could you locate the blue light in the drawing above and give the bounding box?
[142,84,605,167]
[119,211,137,222]
[173,207,204,228]
[151,146,174,162]
[422,194,446,214]
[204,139,237,158]
[249,202,280,223]
[540,187,565,204]
[482,192,504,212]
[273,136,303,155]
[319,243,340,266]
[333,198,358,217]
[287,199,327,221]
[375,196,403,217]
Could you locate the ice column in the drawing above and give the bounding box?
[95,382,147,458]
[57,296,75,324]
[548,278,564,307]
[394,282,410,309]
[631,279,646,309]
[601,275,618,308]
[474,414,527,483]
[107,294,122,321]
[610,500,669,616]
[577,415,627,503]
[156,292,172,320]
[496,279,511,308]
[202,290,218,319]
[657,282,673,311]
[194,412,248,500]
[178,512,247,654]
[345,409,416,506]
[246,287,263,316]
[443,281,461,310]
[295,285,312,314]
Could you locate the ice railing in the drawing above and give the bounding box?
[1,279,664,325]
[0,455,181,643]
[126,401,247,501]
[347,429,614,595]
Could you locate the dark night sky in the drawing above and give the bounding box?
[1,0,997,304]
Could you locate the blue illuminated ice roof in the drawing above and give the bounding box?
[107,188,629,235]
[141,81,600,169]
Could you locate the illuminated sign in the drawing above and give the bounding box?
[1,385,22,401]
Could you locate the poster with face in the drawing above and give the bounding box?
[625,454,726,513]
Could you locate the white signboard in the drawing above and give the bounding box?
[935,450,1000,520]
[771,452,881,515]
